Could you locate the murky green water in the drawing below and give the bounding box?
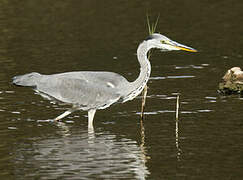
[0,0,243,179]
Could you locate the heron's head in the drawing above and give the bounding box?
[145,33,197,52]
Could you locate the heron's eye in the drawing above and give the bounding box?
[160,40,166,44]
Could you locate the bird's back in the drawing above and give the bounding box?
[13,71,130,110]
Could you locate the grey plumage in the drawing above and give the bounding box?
[12,33,197,130]
[13,72,41,87]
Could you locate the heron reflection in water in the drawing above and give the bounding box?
[12,33,197,130]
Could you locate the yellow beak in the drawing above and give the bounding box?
[171,40,198,52]
[176,46,198,52]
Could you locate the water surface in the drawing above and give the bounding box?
[0,0,243,179]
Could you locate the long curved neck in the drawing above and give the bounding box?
[123,41,152,102]
[132,41,152,90]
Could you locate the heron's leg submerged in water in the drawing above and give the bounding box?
[54,108,77,121]
[88,109,96,130]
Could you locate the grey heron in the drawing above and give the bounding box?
[12,33,197,129]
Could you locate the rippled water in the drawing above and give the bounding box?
[0,0,243,179]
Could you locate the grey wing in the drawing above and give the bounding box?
[56,71,130,89]
[36,76,122,110]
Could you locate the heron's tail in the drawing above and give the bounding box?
[12,72,41,87]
